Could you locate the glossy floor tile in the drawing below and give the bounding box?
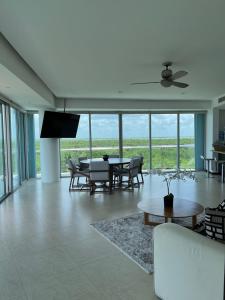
[0,173,224,300]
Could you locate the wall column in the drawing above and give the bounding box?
[39,110,60,183]
[205,107,219,172]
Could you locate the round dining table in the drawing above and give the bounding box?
[80,158,131,193]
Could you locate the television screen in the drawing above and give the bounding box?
[40,111,80,138]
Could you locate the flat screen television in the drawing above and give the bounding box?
[40,111,80,138]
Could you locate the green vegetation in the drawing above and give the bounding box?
[35,138,195,174]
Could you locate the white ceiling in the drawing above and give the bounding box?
[1,0,225,101]
[0,64,52,108]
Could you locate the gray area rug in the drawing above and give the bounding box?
[91,213,203,274]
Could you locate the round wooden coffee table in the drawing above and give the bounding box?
[138,198,204,229]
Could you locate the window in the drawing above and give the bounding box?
[10,108,20,188]
[122,114,149,170]
[34,114,41,176]
[91,114,119,158]
[56,111,199,176]
[0,104,5,197]
[151,114,177,169]
[179,114,195,169]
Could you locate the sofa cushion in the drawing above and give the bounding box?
[217,199,225,211]
[194,200,225,242]
[205,208,225,242]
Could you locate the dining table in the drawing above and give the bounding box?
[80,158,131,193]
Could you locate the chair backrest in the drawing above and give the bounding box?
[200,155,205,160]
[129,158,140,177]
[89,161,109,181]
[78,157,89,171]
[68,159,77,173]
[132,155,144,172]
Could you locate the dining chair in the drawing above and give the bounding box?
[77,156,89,184]
[68,159,90,191]
[89,161,110,195]
[132,155,144,183]
[114,158,141,190]
[108,155,120,183]
[214,157,225,182]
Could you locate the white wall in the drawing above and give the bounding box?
[55,98,212,111]
[205,107,221,172]
[0,33,55,108]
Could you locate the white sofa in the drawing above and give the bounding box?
[154,223,225,300]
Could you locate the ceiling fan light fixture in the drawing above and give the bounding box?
[160,80,172,88]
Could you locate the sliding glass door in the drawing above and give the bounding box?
[34,113,41,176]
[151,114,177,169]
[10,108,20,188]
[0,104,5,198]
[179,114,195,169]
[91,114,119,158]
[122,114,149,170]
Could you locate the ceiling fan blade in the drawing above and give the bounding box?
[130,81,160,85]
[171,81,189,88]
[171,71,188,81]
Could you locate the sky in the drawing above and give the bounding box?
[34,113,194,139]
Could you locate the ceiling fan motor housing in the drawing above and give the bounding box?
[161,68,172,79]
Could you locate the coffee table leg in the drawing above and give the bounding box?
[144,212,161,226]
[144,212,149,225]
[192,215,197,228]
[109,165,113,194]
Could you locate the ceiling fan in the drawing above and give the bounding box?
[131,62,189,88]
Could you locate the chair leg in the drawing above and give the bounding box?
[222,164,225,183]
[141,172,144,183]
[90,182,96,195]
[131,177,134,190]
[207,160,210,178]
[90,182,93,195]
[69,176,73,190]
[113,175,116,187]
[136,176,140,187]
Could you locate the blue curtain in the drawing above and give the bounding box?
[195,113,205,170]
[27,114,36,178]
[18,111,26,181]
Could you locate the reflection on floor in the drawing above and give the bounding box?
[0,173,224,300]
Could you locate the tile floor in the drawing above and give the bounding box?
[0,173,224,300]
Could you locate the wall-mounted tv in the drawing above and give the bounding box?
[40,111,80,138]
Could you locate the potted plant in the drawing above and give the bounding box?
[102,154,109,161]
[151,169,198,208]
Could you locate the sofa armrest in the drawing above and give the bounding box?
[154,223,225,300]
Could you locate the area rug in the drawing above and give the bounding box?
[91,213,204,274]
